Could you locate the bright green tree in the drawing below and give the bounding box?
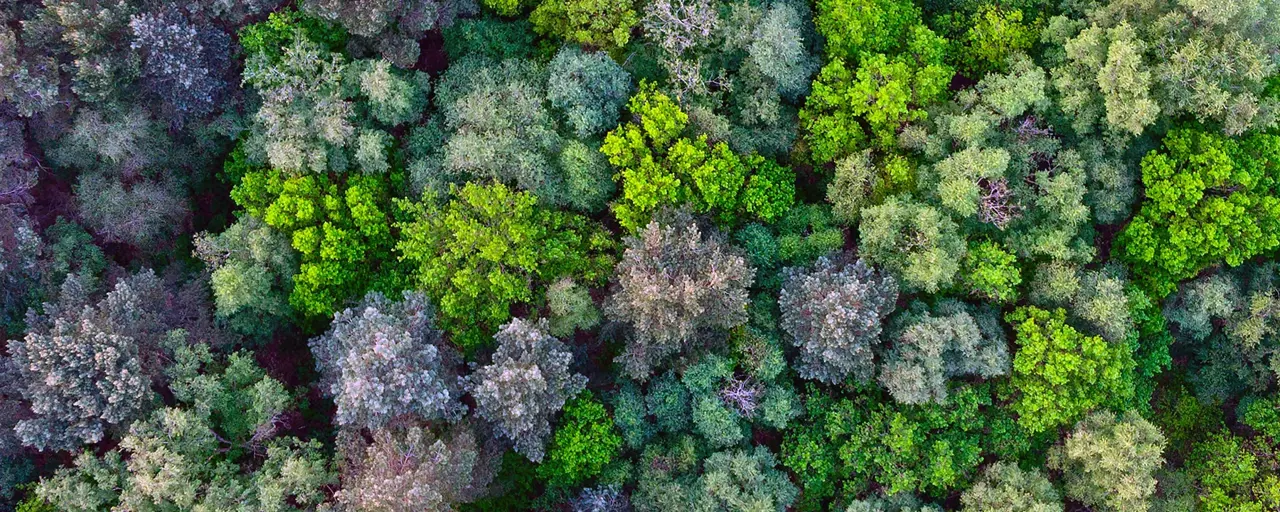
[602,82,795,230]
[1117,128,1280,297]
[800,27,953,161]
[396,182,615,348]
[231,168,401,318]
[530,0,637,51]
[538,394,623,487]
[1005,306,1134,433]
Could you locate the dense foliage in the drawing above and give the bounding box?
[4,0,1280,510]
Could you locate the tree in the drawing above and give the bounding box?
[545,278,601,338]
[699,447,799,512]
[530,0,638,51]
[309,291,464,429]
[735,204,847,291]
[959,241,1021,303]
[640,0,719,98]
[35,339,335,511]
[194,215,297,340]
[782,384,1026,502]
[559,139,617,214]
[846,493,942,512]
[827,150,913,224]
[572,486,631,512]
[396,181,614,348]
[232,166,400,318]
[607,211,754,379]
[940,5,1036,77]
[0,18,61,117]
[241,35,353,175]
[1116,128,1280,297]
[960,462,1062,512]
[800,26,952,160]
[334,420,498,511]
[1044,0,1280,136]
[467,318,587,462]
[1164,262,1280,401]
[304,0,475,67]
[47,106,173,180]
[1049,410,1166,512]
[129,8,232,127]
[903,54,1095,264]
[858,196,967,293]
[537,393,623,487]
[237,8,349,63]
[601,83,796,230]
[432,57,569,205]
[779,255,899,383]
[612,351,799,450]
[74,172,189,249]
[11,272,173,451]
[547,46,632,138]
[1005,306,1134,433]
[0,118,39,335]
[1186,431,1280,512]
[814,0,922,61]
[879,300,1009,405]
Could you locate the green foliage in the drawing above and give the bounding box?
[880,300,1009,404]
[1044,0,1280,136]
[941,5,1037,76]
[1005,306,1134,433]
[1050,410,1166,512]
[960,462,1062,512]
[960,241,1021,303]
[614,351,798,450]
[905,54,1095,264]
[431,57,576,205]
[1164,262,1280,401]
[443,16,539,62]
[1186,432,1280,512]
[782,384,1028,504]
[545,278,601,337]
[35,341,334,511]
[547,46,633,139]
[828,150,914,224]
[194,216,297,340]
[397,182,614,348]
[530,0,637,51]
[231,167,401,319]
[602,83,796,229]
[559,139,617,213]
[698,447,799,512]
[631,440,797,512]
[40,218,106,295]
[800,27,953,161]
[238,8,347,61]
[814,0,922,61]
[858,196,967,293]
[538,394,624,487]
[482,0,524,16]
[1118,128,1280,297]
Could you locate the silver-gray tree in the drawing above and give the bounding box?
[780,255,898,383]
[309,291,464,430]
[467,318,586,462]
